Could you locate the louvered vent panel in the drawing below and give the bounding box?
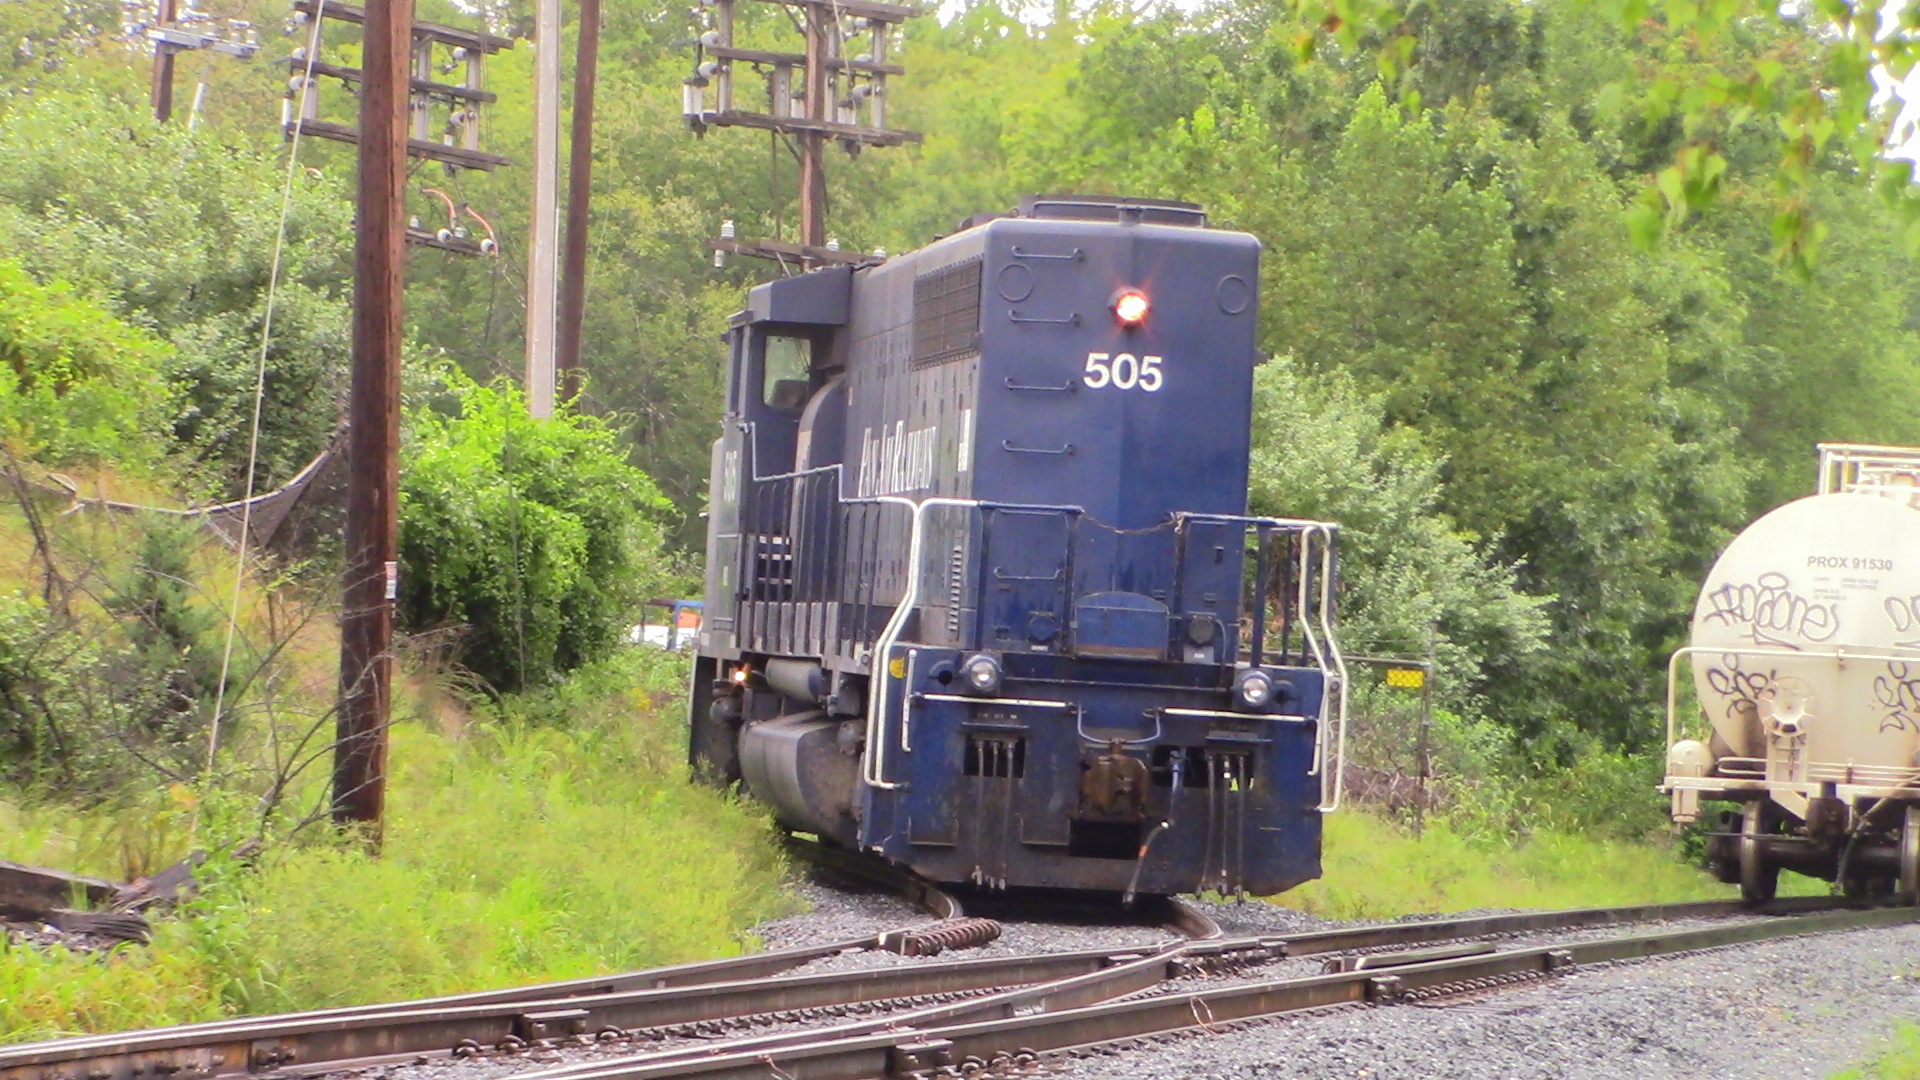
[912,257,982,368]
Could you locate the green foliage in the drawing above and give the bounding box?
[1837,1026,1920,1080]
[105,517,224,709]
[0,91,352,497]
[0,933,224,1043]
[201,687,788,1010]
[399,374,675,692]
[0,651,797,1039]
[1247,358,1548,705]
[0,260,174,468]
[0,509,236,799]
[1282,0,1920,273]
[1282,808,1735,919]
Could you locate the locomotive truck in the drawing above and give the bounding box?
[688,195,1348,898]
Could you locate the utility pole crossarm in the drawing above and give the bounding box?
[683,0,924,268]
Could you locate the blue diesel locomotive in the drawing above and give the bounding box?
[689,195,1348,897]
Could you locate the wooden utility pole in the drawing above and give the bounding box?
[796,6,827,249]
[285,1,508,844]
[146,0,256,123]
[555,0,601,401]
[150,0,179,121]
[525,0,562,419]
[334,0,414,842]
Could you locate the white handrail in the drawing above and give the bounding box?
[1665,642,1920,752]
[1312,524,1350,812]
[856,500,1351,809]
[859,496,980,789]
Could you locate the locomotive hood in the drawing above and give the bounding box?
[834,203,1262,530]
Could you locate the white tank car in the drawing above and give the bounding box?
[1665,444,1920,902]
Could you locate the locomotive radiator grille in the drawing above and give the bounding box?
[911,257,983,367]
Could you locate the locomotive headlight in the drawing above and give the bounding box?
[960,653,1003,696]
[1234,668,1276,711]
[1111,288,1150,327]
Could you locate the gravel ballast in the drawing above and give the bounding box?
[337,877,1920,1080]
[1052,921,1920,1080]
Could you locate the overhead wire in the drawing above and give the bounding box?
[194,0,331,839]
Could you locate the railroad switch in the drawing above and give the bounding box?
[1364,975,1407,1004]
[513,1009,590,1041]
[886,1038,954,1077]
[1323,941,1496,974]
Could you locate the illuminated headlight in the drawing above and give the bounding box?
[1111,288,1149,327]
[960,653,1003,696]
[1235,668,1276,711]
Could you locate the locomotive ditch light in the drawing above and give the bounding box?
[960,652,1003,696]
[1111,288,1150,327]
[1234,668,1276,712]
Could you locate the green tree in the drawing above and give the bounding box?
[0,259,175,468]
[0,91,353,497]
[1248,359,1550,706]
[398,373,674,692]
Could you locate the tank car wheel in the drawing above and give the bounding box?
[1900,805,1920,905]
[1739,801,1779,903]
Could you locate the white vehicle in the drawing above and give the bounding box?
[1665,443,1920,901]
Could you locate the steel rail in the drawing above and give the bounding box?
[0,947,1152,1080]
[1264,893,1850,957]
[526,905,1920,1080]
[492,940,1212,1080]
[0,840,968,1080]
[1,891,1862,1080]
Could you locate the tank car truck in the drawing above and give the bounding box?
[687,195,1348,898]
[1666,443,1920,901]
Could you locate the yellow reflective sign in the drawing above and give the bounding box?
[1385,667,1425,689]
[888,656,907,678]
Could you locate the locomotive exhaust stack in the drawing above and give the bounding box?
[1664,442,1920,901]
[687,194,1348,898]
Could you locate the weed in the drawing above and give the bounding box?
[0,649,796,1039]
[1835,1023,1920,1080]
[1282,809,1822,919]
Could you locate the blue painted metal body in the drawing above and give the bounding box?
[691,197,1343,897]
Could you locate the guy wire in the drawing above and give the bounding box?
[196,0,331,839]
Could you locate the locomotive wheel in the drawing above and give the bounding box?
[1739,801,1779,903]
[1902,805,1920,905]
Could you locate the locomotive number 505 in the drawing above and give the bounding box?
[1083,352,1164,391]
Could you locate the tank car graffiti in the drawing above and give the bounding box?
[1884,595,1920,649]
[1703,655,1776,727]
[1700,572,1840,648]
[1872,661,1920,733]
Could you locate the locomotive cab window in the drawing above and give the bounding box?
[761,334,812,410]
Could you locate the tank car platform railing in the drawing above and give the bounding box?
[1817,442,1920,500]
[1665,643,1920,804]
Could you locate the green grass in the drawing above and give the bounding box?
[1837,1025,1920,1080]
[0,649,797,1041]
[1281,808,1823,919]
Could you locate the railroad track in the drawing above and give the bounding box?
[6,887,1909,1080]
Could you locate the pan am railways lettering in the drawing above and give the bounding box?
[856,421,942,497]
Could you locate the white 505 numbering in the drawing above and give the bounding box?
[1083,352,1164,391]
